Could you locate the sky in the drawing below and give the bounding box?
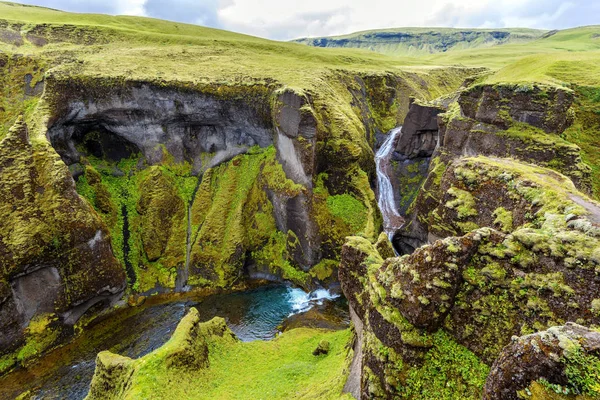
[10,0,600,40]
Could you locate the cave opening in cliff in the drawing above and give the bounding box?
[48,121,143,170]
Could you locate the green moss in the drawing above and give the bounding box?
[493,207,514,232]
[0,54,46,140]
[326,193,368,233]
[562,348,600,396]
[187,146,307,288]
[87,310,352,399]
[445,187,478,219]
[309,259,339,281]
[397,158,428,212]
[16,313,61,363]
[400,330,490,399]
[564,86,600,200]
[0,353,17,375]
[252,231,310,288]
[590,299,600,317]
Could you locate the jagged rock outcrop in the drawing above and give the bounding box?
[483,323,600,399]
[395,83,593,254]
[0,118,126,362]
[395,101,444,159]
[340,148,600,398]
[389,101,445,214]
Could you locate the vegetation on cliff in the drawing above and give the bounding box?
[1,2,600,400]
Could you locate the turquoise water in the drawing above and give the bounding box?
[197,286,341,341]
[0,284,344,400]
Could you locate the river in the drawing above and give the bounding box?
[0,285,344,400]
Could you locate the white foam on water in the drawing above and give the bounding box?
[286,287,340,316]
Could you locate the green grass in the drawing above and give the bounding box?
[0,1,430,90]
[113,327,352,399]
[326,193,368,232]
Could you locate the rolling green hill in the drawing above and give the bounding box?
[293,27,547,56]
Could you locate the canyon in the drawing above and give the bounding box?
[0,2,599,399]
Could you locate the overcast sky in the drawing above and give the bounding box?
[11,0,600,40]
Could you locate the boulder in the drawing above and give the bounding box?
[312,340,330,356]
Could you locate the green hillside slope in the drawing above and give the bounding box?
[293,28,547,56]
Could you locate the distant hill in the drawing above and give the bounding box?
[293,28,548,56]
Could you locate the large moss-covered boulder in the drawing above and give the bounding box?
[483,323,600,400]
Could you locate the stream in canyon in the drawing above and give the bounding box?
[0,284,345,400]
[376,127,404,240]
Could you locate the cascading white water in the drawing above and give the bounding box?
[376,127,404,240]
[286,287,340,316]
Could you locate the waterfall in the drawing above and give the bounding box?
[175,176,202,292]
[375,127,404,241]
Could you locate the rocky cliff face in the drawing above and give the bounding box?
[340,83,600,399]
[0,118,126,366]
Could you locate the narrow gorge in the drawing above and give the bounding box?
[0,2,599,399]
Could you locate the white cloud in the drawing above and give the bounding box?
[10,0,599,40]
[118,0,146,16]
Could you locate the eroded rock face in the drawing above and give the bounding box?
[386,101,444,217]
[396,83,593,254]
[459,84,574,134]
[47,82,274,171]
[38,80,330,294]
[395,102,444,159]
[483,323,600,400]
[0,118,126,355]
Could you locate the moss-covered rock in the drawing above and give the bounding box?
[340,156,600,397]
[484,323,600,400]
[86,308,352,399]
[86,309,237,400]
